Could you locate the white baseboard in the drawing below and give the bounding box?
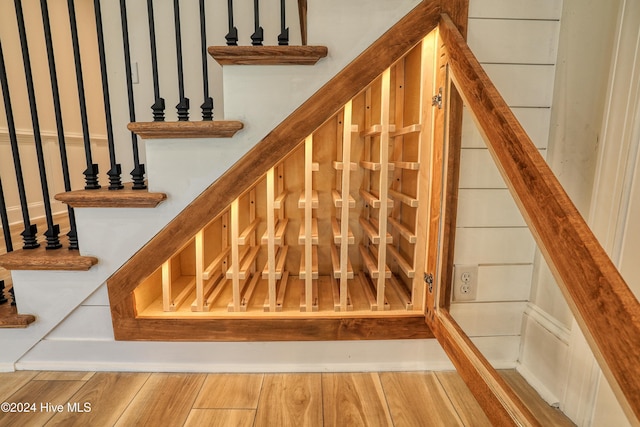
[524,302,571,344]
[516,362,561,407]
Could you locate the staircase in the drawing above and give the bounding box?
[0,0,437,365]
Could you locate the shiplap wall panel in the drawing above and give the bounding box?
[454,228,536,265]
[452,1,560,345]
[457,189,526,228]
[449,302,528,336]
[481,64,556,107]
[468,20,560,65]
[462,107,551,149]
[45,306,114,341]
[475,265,533,302]
[469,0,562,20]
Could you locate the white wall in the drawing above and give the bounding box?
[517,0,630,425]
[451,0,561,382]
[583,1,640,425]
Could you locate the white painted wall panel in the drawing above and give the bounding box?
[458,148,507,189]
[480,64,556,107]
[457,189,526,228]
[449,301,527,336]
[469,0,562,20]
[474,265,533,302]
[519,314,570,403]
[468,19,560,65]
[454,227,536,265]
[45,306,114,341]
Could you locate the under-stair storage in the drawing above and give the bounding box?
[100,1,445,339]
[130,38,436,335]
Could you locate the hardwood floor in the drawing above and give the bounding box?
[0,370,575,426]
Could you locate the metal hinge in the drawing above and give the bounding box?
[424,273,434,293]
[432,87,443,109]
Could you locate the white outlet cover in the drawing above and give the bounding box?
[452,264,479,302]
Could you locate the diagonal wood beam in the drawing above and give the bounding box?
[430,311,541,426]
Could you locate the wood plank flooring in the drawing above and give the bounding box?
[0,370,575,426]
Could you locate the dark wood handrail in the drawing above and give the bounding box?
[439,13,640,423]
[107,1,441,308]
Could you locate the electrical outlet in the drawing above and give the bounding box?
[452,264,478,302]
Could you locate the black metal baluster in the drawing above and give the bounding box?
[0,281,7,305]
[15,0,62,249]
[40,0,79,249]
[94,0,123,191]
[0,176,12,253]
[0,41,38,249]
[120,0,146,189]
[200,0,213,121]
[147,0,165,121]
[173,0,189,121]
[225,0,238,46]
[67,0,101,190]
[278,0,289,45]
[251,0,264,46]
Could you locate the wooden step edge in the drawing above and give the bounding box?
[55,183,166,208]
[0,246,98,271]
[128,120,244,139]
[208,45,328,65]
[0,312,36,328]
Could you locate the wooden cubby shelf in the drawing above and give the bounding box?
[130,36,438,334]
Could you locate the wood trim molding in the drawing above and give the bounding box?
[0,246,98,271]
[106,1,442,339]
[208,46,327,66]
[55,183,166,208]
[429,310,541,426]
[128,121,244,139]
[0,313,36,328]
[113,315,432,341]
[439,13,640,424]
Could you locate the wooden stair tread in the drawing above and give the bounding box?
[0,246,98,271]
[208,45,328,65]
[128,120,243,139]
[0,303,35,328]
[55,183,166,208]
